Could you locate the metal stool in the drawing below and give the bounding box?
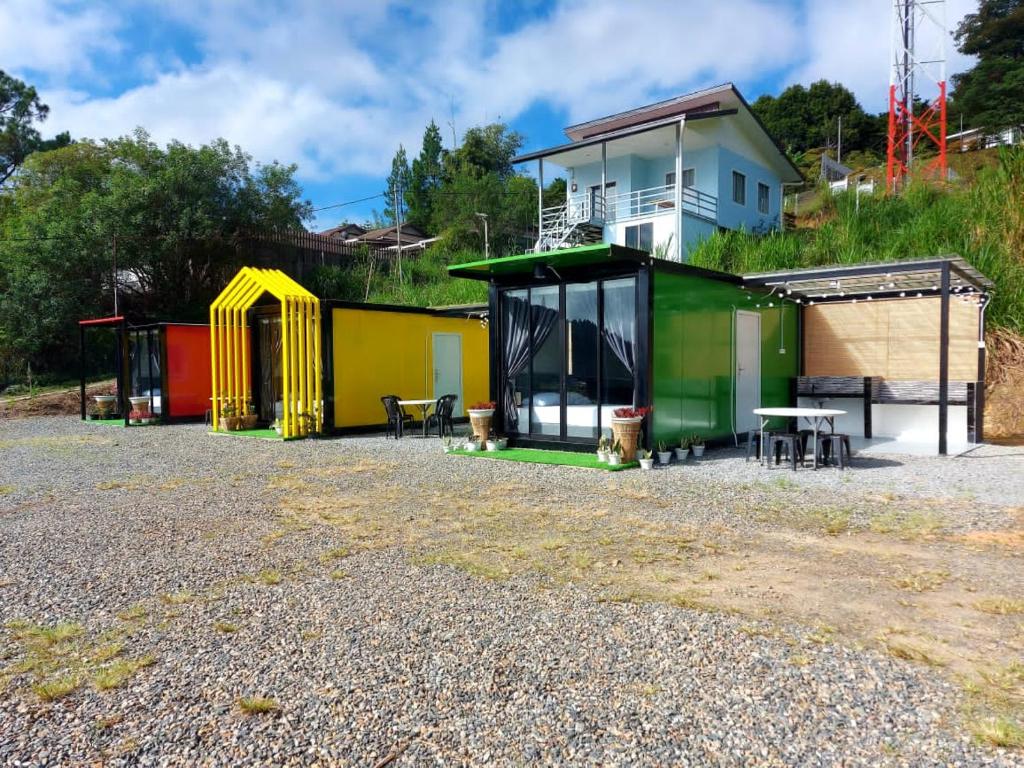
[768,433,804,471]
[745,430,767,462]
[817,433,853,469]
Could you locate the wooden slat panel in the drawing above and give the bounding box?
[804,298,978,381]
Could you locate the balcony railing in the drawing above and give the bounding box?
[535,184,718,251]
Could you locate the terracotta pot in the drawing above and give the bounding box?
[129,396,151,417]
[221,415,240,431]
[468,409,494,443]
[241,414,258,430]
[611,417,643,462]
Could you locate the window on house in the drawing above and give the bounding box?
[665,171,676,188]
[757,182,770,214]
[732,171,746,205]
[682,168,695,188]
[625,222,653,252]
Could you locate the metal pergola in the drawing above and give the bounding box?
[741,256,994,455]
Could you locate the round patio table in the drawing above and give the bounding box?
[398,398,437,438]
[753,407,847,469]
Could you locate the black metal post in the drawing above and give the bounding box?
[863,376,873,439]
[159,327,170,424]
[488,284,501,435]
[977,297,986,443]
[938,263,950,455]
[120,320,131,428]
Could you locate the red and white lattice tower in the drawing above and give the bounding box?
[886,0,948,191]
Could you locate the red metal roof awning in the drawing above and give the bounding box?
[78,316,125,327]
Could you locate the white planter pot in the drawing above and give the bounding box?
[93,395,117,404]
[443,445,453,454]
[639,458,654,470]
[675,448,690,461]
[596,450,608,463]
[467,409,495,418]
[692,445,705,457]
[486,440,498,451]
[496,438,508,450]
[611,416,643,426]
[607,453,622,466]
[657,451,673,465]
[465,442,480,452]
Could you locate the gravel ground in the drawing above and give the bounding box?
[0,417,1021,766]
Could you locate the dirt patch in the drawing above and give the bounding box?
[0,380,116,419]
[986,328,1024,441]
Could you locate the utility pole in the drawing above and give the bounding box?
[475,213,489,259]
[394,183,403,283]
[837,115,842,164]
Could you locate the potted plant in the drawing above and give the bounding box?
[241,400,258,430]
[442,435,454,453]
[638,448,654,470]
[467,401,496,443]
[607,439,623,466]
[596,435,610,463]
[691,434,706,458]
[464,435,481,452]
[656,440,673,465]
[610,406,651,462]
[495,435,508,450]
[486,430,500,452]
[129,395,151,419]
[272,418,283,436]
[220,403,240,432]
[675,435,690,462]
[129,409,143,425]
[93,395,117,419]
[144,412,159,426]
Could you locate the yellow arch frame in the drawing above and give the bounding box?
[210,267,321,439]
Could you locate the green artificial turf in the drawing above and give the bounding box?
[451,447,638,471]
[208,428,284,440]
[85,417,125,426]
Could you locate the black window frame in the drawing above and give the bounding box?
[625,222,653,253]
[757,181,770,215]
[495,270,643,445]
[732,170,746,206]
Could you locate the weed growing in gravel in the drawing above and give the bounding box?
[869,510,945,539]
[32,675,79,701]
[318,546,350,563]
[329,569,349,580]
[973,597,1024,615]
[238,696,280,715]
[160,591,195,606]
[892,569,951,593]
[214,622,239,634]
[970,716,1024,748]
[879,630,947,667]
[93,655,155,691]
[116,605,147,622]
[257,570,283,586]
[0,485,13,495]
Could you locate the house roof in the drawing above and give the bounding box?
[513,83,802,183]
[447,243,741,285]
[742,256,994,302]
[349,222,429,246]
[320,223,366,239]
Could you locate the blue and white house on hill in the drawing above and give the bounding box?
[516,83,803,261]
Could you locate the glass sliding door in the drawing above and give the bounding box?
[601,278,637,434]
[529,285,561,436]
[499,275,638,443]
[565,282,599,439]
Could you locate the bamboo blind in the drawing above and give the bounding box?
[803,297,979,381]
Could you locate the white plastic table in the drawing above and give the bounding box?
[753,407,847,469]
[398,398,436,438]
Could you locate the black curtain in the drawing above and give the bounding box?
[258,318,282,422]
[502,293,557,430]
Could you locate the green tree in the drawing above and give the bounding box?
[406,120,444,232]
[0,70,71,185]
[0,130,310,382]
[951,0,1024,132]
[752,80,885,156]
[382,144,411,225]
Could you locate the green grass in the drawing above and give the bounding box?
[208,428,282,440]
[237,696,279,715]
[450,447,639,471]
[690,147,1024,333]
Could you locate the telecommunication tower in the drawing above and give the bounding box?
[886,0,948,191]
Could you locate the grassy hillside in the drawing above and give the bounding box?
[691,147,1024,333]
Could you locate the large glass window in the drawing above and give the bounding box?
[565,282,599,439]
[529,286,561,435]
[601,278,637,434]
[499,275,637,442]
[625,223,653,252]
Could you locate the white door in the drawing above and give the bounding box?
[432,333,464,417]
[735,311,761,434]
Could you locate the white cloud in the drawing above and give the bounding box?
[0,0,119,76]
[14,0,983,199]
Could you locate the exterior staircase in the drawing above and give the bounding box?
[534,198,605,251]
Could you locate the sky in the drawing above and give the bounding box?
[3,0,977,229]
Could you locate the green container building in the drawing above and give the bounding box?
[449,243,798,450]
